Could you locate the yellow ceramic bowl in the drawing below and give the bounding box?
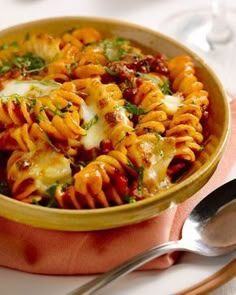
[0,17,230,231]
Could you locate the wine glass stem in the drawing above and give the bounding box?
[207,0,233,45]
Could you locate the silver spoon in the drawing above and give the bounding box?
[68,179,236,295]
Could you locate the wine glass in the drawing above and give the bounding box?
[160,0,236,95]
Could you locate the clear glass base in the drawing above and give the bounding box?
[159,7,236,95]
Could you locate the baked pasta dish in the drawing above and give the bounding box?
[0,27,209,209]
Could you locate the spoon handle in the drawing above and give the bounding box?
[68,240,187,295]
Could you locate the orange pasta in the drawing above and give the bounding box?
[166,55,209,176]
[0,27,209,208]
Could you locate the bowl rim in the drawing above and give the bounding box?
[0,16,230,230]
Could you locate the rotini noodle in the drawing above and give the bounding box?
[58,150,130,209]
[22,33,61,63]
[166,55,209,175]
[7,147,72,203]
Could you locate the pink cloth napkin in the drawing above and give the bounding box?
[0,101,235,275]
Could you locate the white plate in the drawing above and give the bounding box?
[0,251,235,295]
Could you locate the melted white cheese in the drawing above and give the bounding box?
[140,141,161,191]
[0,80,60,99]
[140,137,175,195]
[163,95,183,115]
[80,101,107,149]
[30,150,72,194]
[119,108,130,125]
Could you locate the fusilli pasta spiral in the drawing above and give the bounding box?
[166,55,209,163]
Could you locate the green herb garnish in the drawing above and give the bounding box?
[124,101,147,116]
[43,133,61,153]
[13,94,21,105]
[0,63,11,74]
[136,72,160,85]
[66,62,78,74]
[39,104,64,118]
[35,114,43,122]
[31,197,40,206]
[0,52,46,75]
[127,160,145,196]
[75,161,88,168]
[178,103,184,108]
[124,79,132,87]
[82,114,99,130]
[115,133,127,147]
[49,104,65,117]
[27,98,37,114]
[127,159,135,169]
[0,41,19,51]
[18,52,46,74]
[137,75,172,95]
[155,133,163,141]
[46,184,57,197]
[124,195,137,203]
[160,79,172,95]
[99,37,129,62]
[137,166,144,195]
[104,66,118,76]
[1,93,23,104]
[60,101,73,112]
[35,80,61,87]
[46,184,58,208]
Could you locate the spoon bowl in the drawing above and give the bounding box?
[182,179,236,256]
[69,179,236,295]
